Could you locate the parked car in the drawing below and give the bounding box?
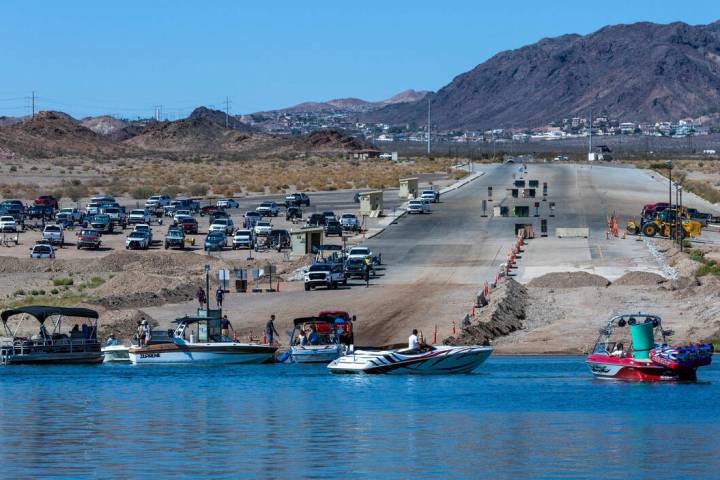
[208,210,229,224]
[420,189,440,203]
[232,229,255,250]
[26,204,55,220]
[85,202,102,216]
[165,198,200,216]
[133,224,153,243]
[173,210,193,225]
[128,209,150,225]
[306,213,326,227]
[42,224,65,245]
[266,229,291,251]
[200,205,221,217]
[254,220,272,237]
[145,195,171,210]
[324,219,343,237]
[407,200,430,214]
[164,228,186,250]
[102,207,126,228]
[304,263,346,290]
[0,215,18,232]
[344,256,367,279]
[285,192,310,207]
[243,211,262,229]
[209,217,235,235]
[216,198,239,209]
[340,213,360,232]
[126,230,150,250]
[30,242,55,259]
[1,200,24,210]
[90,214,114,233]
[34,195,58,209]
[204,231,227,251]
[256,201,279,217]
[76,229,102,250]
[286,206,303,221]
[322,211,337,223]
[180,217,199,234]
[57,207,82,223]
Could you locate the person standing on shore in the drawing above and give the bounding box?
[215,287,224,309]
[196,286,206,307]
[266,314,279,345]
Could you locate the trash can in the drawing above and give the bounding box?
[630,321,655,359]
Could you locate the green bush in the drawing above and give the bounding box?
[53,277,74,286]
[86,277,105,288]
[30,289,40,296]
[50,288,59,295]
[688,250,705,262]
[697,263,720,277]
[131,186,154,200]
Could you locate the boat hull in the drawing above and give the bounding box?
[289,345,343,364]
[328,346,493,374]
[3,351,103,365]
[102,345,130,363]
[586,354,697,382]
[129,343,277,365]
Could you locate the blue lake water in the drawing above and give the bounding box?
[0,356,718,479]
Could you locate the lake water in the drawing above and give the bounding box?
[0,356,718,479]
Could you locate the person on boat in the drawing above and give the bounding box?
[216,288,224,308]
[39,323,50,340]
[142,320,151,346]
[136,320,145,347]
[408,329,419,350]
[308,325,319,345]
[81,323,90,339]
[196,286,206,307]
[266,314,279,345]
[611,342,626,358]
[221,315,234,340]
[70,324,80,335]
[296,329,307,346]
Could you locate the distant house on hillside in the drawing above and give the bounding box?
[350,149,382,160]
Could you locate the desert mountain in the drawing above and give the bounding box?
[81,115,146,142]
[366,21,720,129]
[297,129,372,152]
[255,89,431,115]
[0,111,120,157]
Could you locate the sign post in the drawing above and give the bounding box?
[481,200,487,217]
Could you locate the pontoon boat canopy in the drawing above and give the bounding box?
[1,306,99,324]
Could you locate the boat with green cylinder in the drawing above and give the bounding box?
[586,313,713,382]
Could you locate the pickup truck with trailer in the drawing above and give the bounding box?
[26,204,55,220]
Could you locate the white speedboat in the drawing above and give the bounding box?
[285,312,354,364]
[328,345,493,374]
[128,315,277,365]
[102,342,130,362]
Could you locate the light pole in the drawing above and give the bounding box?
[666,160,672,209]
[678,185,684,252]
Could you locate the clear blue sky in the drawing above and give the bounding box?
[0,0,717,119]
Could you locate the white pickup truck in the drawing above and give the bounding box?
[42,224,65,246]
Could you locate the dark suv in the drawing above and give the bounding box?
[324,220,342,237]
[285,192,310,207]
[306,213,326,227]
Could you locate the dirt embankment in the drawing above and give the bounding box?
[527,271,610,288]
[444,279,528,346]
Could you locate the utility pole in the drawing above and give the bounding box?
[225,96,231,128]
[588,109,592,159]
[31,91,36,118]
[427,96,431,156]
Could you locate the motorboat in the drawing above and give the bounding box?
[586,313,713,382]
[328,344,493,374]
[101,340,130,363]
[282,311,354,364]
[0,306,103,365]
[128,314,277,364]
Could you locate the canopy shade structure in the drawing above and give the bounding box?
[1,306,99,324]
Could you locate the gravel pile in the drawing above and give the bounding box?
[444,278,527,346]
[527,271,610,288]
[612,271,667,286]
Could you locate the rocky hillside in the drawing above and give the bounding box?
[367,21,720,129]
[255,89,430,115]
[0,111,121,157]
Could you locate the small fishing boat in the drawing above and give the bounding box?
[328,345,493,374]
[128,314,277,364]
[281,311,354,364]
[101,340,130,363]
[0,306,103,365]
[586,313,713,382]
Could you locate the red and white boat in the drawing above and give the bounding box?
[586,313,713,382]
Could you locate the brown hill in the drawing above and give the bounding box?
[80,115,145,142]
[0,111,121,157]
[297,129,372,152]
[366,21,720,129]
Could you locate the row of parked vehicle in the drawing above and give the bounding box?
[303,246,381,291]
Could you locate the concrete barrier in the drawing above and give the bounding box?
[556,227,589,238]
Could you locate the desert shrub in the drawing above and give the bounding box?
[131,186,154,199]
[50,288,59,295]
[188,184,208,197]
[53,277,74,286]
[9,165,17,172]
[688,250,705,262]
[13,289,25,296]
